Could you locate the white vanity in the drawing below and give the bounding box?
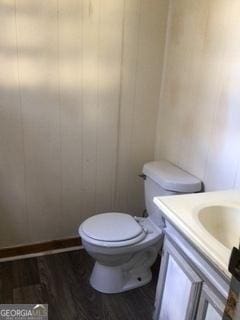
[153,190,240,320]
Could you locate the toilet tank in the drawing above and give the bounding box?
[142,160,202,227]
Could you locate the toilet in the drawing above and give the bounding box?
[79,160,202,294]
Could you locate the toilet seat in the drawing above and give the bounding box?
[80,212,146,247]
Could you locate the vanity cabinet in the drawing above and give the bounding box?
[196,284,224,320]
[154,238,202,320]
[154,234,226,320]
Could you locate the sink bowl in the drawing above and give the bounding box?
[154,191,240,277]
[198,205,240,250]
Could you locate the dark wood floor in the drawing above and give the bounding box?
[0,249,160,320]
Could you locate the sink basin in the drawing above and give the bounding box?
[198,205,240,250]
[154,190,240,277]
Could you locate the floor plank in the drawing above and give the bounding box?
[0,249,159,320]
[0,261,14,303]
[12,258,40,288]
[13,284,44,304]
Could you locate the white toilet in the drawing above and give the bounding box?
[79,160,202,294]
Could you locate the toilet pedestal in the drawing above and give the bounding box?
[90,261,152,294]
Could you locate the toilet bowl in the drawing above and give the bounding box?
[79,160,202,293]
[79,213,162,293]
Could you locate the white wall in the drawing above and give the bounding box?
[0,0,168,247]
[4,0,240,249]
[155,0,240,191]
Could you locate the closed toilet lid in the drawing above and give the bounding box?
[81,212,144,242]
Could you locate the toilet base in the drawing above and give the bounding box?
[90,261,152,294]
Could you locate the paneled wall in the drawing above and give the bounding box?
[0,0,168,247]
[155,0,240,191]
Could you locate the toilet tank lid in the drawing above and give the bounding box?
[143,160,202,193]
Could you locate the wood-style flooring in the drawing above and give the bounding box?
[0,249,160,320]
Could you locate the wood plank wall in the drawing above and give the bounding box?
[155,0,240,191]
[0,0,168,247]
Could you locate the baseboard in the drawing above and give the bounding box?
[0,237,82,261]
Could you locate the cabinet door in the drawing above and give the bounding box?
[154,238,202,320]
[196,283,225,320]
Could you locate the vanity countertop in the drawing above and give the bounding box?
[154,190,240,279]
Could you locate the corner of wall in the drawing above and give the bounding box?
[154,0,172,161]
